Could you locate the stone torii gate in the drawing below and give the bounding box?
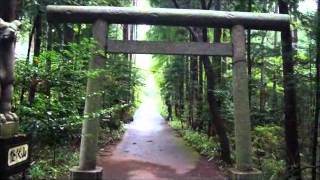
[46,6,290,180]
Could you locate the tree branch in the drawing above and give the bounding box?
[187,27,200,41]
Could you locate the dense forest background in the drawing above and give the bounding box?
[4,0,320,179]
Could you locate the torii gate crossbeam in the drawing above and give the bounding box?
[47,5,289,31]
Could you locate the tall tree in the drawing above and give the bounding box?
[312,1,320,179]
[28,11,42,105]
[208,0,222,135]
[169,0,231,164]
[201,34,231,164]
[278,0,301,179]
[200,0,231,164]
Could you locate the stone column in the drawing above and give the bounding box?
[229,25,262,180]
[70,19,107,180]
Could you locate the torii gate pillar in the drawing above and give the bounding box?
[70,19,107,180]
[229,25,262,179]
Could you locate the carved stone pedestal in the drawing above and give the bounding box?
[229,168,262,180]
[0,121,19,138]
[70,166,103,180]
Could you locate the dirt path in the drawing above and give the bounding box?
[98,100,226,180]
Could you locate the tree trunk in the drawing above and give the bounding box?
[272,72,277,113]
[177,62,185,118]
[272,17,278,113]
[202,55,231,164]
[189,55,196,127]
[278,0,301,179]
[165,96,173,121]
[63,23,74,45]
[190,54,198,129]
[122,24,130,103]
[259,33,267,114]
[312,1,320,179]
[34,13,42,58]
[28,12,42,106]
[197,52,203,131]
[259,58,266,113]
[20,15,37,104]
[201,25,231,164]
[185,57,191,127]
[46,23,53,96]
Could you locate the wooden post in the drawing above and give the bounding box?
[70,19,107,180]
[229,25,261,179]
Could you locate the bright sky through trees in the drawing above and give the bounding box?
[299,0,317,13]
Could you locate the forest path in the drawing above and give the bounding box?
[97,98,226,180]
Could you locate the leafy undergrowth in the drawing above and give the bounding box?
[28,146,79,179]
[98,123,126,147]
[169,119,286,179]
[27,126,125,179]
[252,125,286,179]
[169,120,221,162]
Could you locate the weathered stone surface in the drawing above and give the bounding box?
[229,168,262,180]
[0,121,19,137]
[232,25,252,170]
[70,166,103,180]
[106,40,233,56]
[0,18,20,125]
[46,6,289,31]
[78,20,107,171]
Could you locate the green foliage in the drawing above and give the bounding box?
[28,125,126,180]
[170,120,287,178]
[169,120,220,160]
[28,146,79,179]
[14,36,141,145]
[253,125,286,179]
[15,39,92,145]
[260,159,286,180]
[183,129,220,158]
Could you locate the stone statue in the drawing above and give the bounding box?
[0,18,20,123]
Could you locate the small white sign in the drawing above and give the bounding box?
[8,144,28,166]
